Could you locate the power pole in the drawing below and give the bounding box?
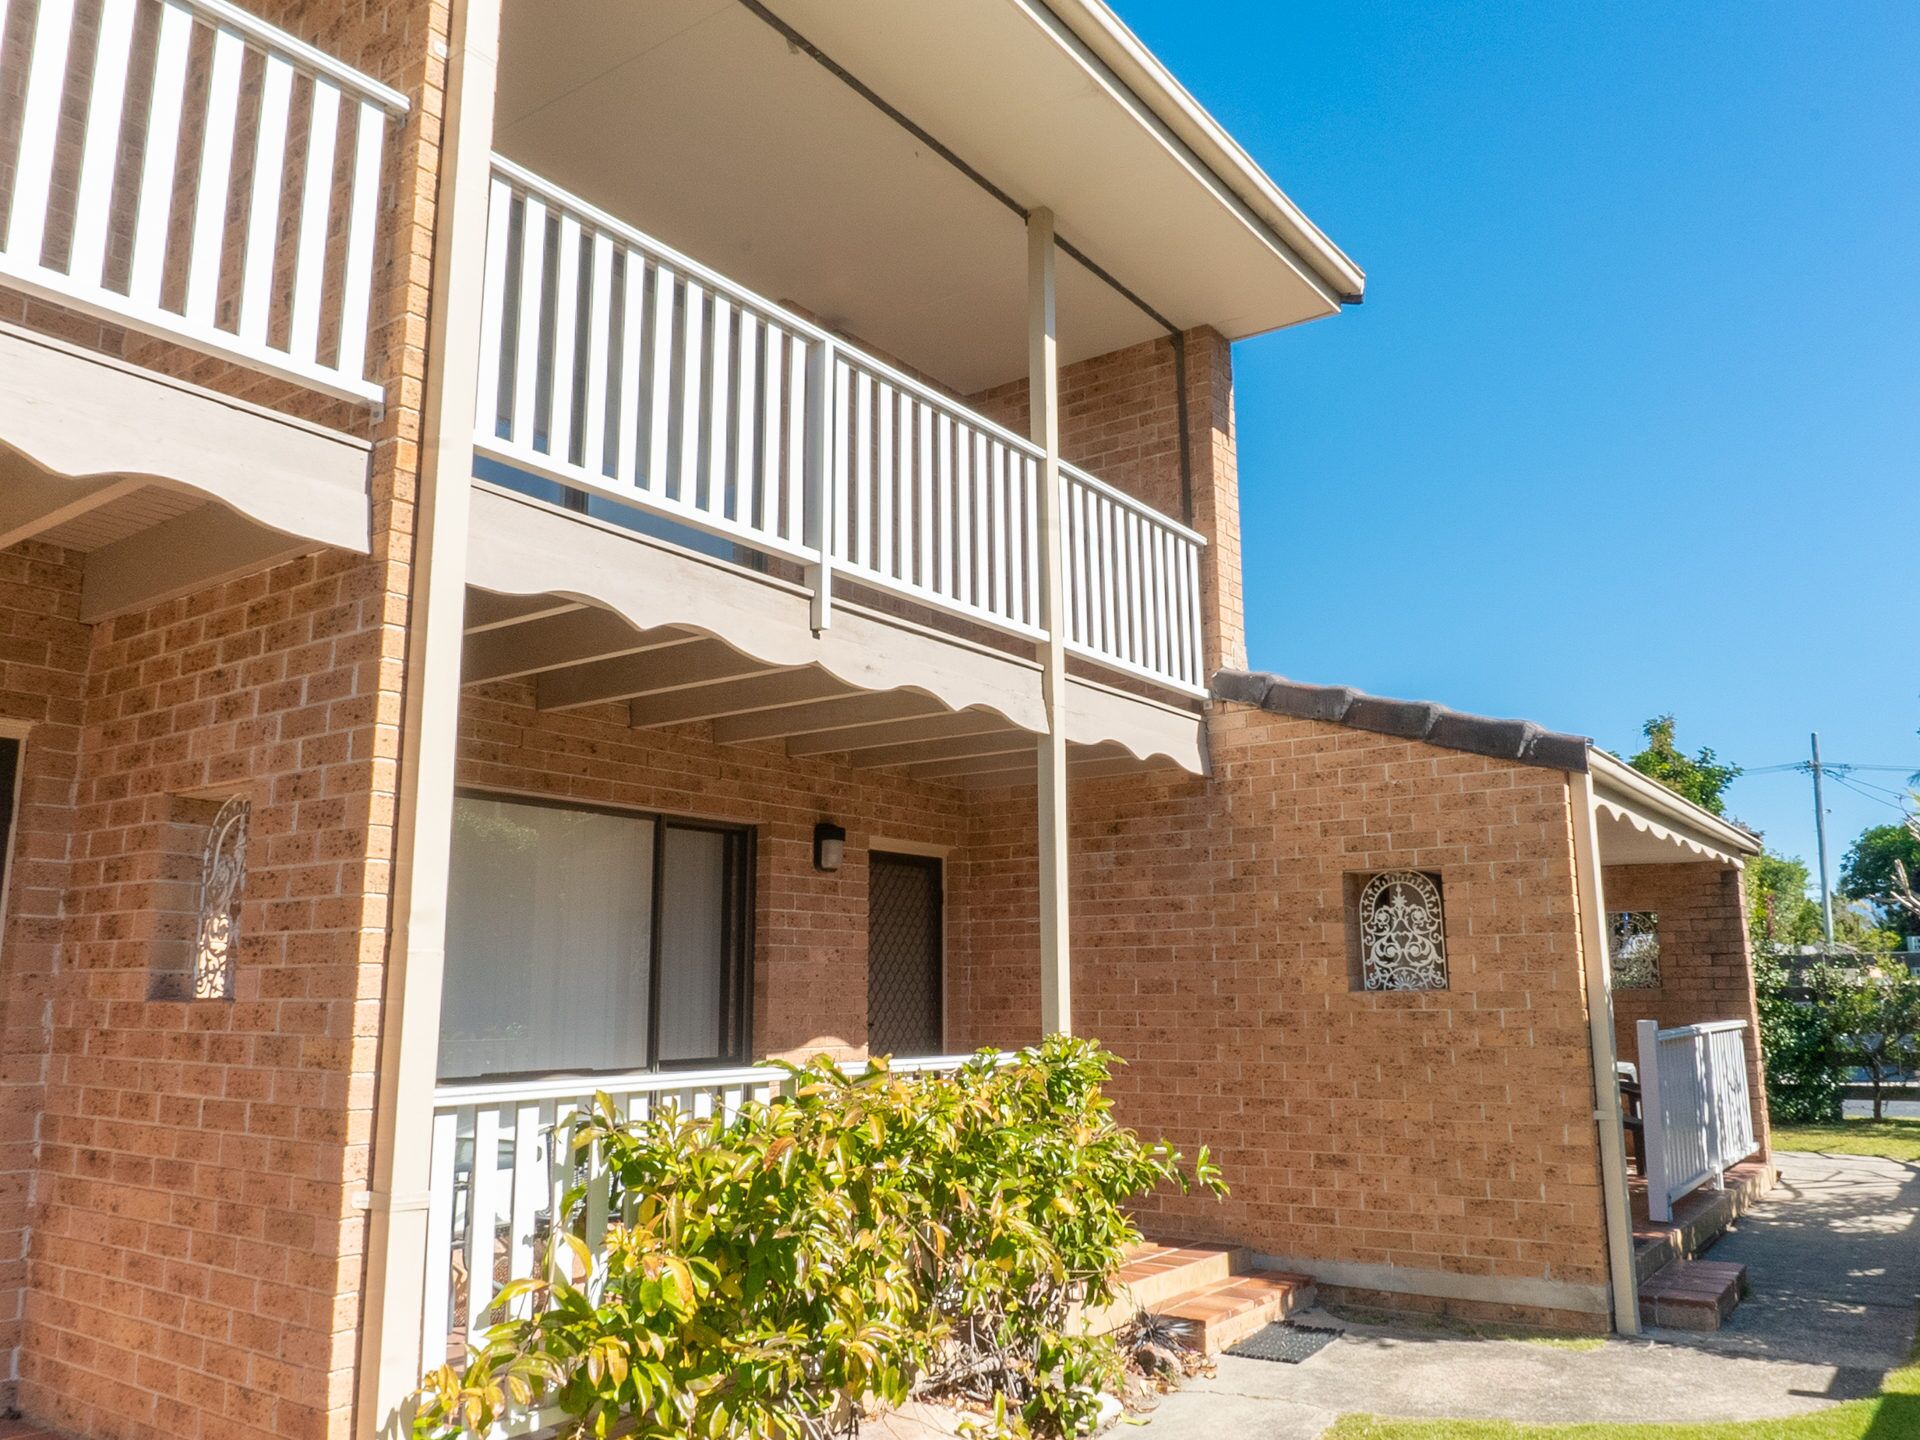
[1811,731,1835,944]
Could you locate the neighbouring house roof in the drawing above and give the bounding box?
[1212,669,1593,772]
[1211,668,1763,863]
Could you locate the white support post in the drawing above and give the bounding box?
[357,0,500,1432]
[1568,768,1640,1334]
[1637,1018,1670,1223]
[805,338,838,632]
[1028,207,1070,1037]
[1703,1038,1726,1188]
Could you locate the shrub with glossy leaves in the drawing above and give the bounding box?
[413,1037,1222,1439]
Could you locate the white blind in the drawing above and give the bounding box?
[439,796,655,1081]
[657,826,728,1063]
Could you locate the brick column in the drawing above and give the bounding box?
[1179,327,1245,676]
[1605,862,1771,1161]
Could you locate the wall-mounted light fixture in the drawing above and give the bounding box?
[813,821,846,873]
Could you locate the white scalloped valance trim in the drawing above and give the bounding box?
[1594,797,1745,868]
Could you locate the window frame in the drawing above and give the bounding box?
[447,787,755,1081]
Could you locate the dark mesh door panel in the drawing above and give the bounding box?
[868,853,942,1057]
[0,739,16,903]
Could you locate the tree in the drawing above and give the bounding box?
[1753,954,1846,1123]
[1839,819,1920,941]
[1891,811,1920,925]
[1822,963,1920,1121]
[1745,849,1822,948]
[1628,715,1741,816]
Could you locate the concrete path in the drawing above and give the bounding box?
[1137,1149,1919,1439]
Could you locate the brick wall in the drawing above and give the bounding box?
[0,544,89,1409]
[1605,862,1770,1160]
[3,550,399,1440]
[951,704,1615,1329]
[457,684,986,1063]
[0,0,446,1431]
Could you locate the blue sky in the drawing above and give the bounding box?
[1115,0,1920,894]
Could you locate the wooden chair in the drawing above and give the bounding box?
[1619,1077,1645,1176]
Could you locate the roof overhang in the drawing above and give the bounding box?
[1589,750,1762,869]
[494,0,1360,394]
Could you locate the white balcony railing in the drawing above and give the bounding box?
[1064,462,1207,693]
[1636,1018,1759,1222]
[474,159,1207,695]
[0,0,406,400]
[422,1055,988,1383]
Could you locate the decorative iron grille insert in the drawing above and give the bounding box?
[1608,911,1661,989]
[868,853,943,1057]
[1356,870,1449,991]
[194,796,251,1000]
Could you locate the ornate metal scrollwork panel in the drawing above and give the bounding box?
[1608,910,1660,989]
[1358,870,1448,991]
[193,795,250,1000]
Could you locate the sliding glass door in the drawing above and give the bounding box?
[437,792,751,1082]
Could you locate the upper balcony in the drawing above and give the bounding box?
[457,0,1362,772]
[471,156,1209,698]
[0,0,1361,769]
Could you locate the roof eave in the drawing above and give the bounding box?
[1588,749,1763,858]
[1032,0,1367,308]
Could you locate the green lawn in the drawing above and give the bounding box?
[1772,1116,1920,1163]
[1321,1353,1917,1440]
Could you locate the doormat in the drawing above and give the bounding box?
[1224,1322,1343,1364]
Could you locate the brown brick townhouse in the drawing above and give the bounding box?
[0,0,1769,1435]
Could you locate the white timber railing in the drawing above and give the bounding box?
[1636,1018,1759,1222]
[473,158,1207,696]
[1064,462,1207,692]
[421,1054,989,1388]
[0,0,405,400]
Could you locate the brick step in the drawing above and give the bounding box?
[1080,1243,1252,1334]
[1155,1270,1317,1354]
[1640,1258,1748,1331]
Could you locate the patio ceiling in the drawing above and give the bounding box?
[463,589,1178,787]
[493,0,1359,396]
[0,322,370,621]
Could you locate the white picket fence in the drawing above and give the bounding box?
[472,159,1208,695]
[421,1054,990,1386]
[0,0,405,399]
[1636,1018,1758,1222]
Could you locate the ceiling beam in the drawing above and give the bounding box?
[907,742,1142,785]
[909,750,1043,782]
[464,592,584,633]
[843,728,1034,770]
[464,609,694,685]
[628,668,854,729]
[785,708,1013,758]
[0,472,145,549]
[536,640,782,711]
[80,503,313,622]
[710,690,950,745]
[1070,755,1162,782]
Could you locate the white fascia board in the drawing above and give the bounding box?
[1029,0,1366,307]
[1589,748,1764,859]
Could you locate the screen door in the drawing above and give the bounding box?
[867,852,943,1057]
